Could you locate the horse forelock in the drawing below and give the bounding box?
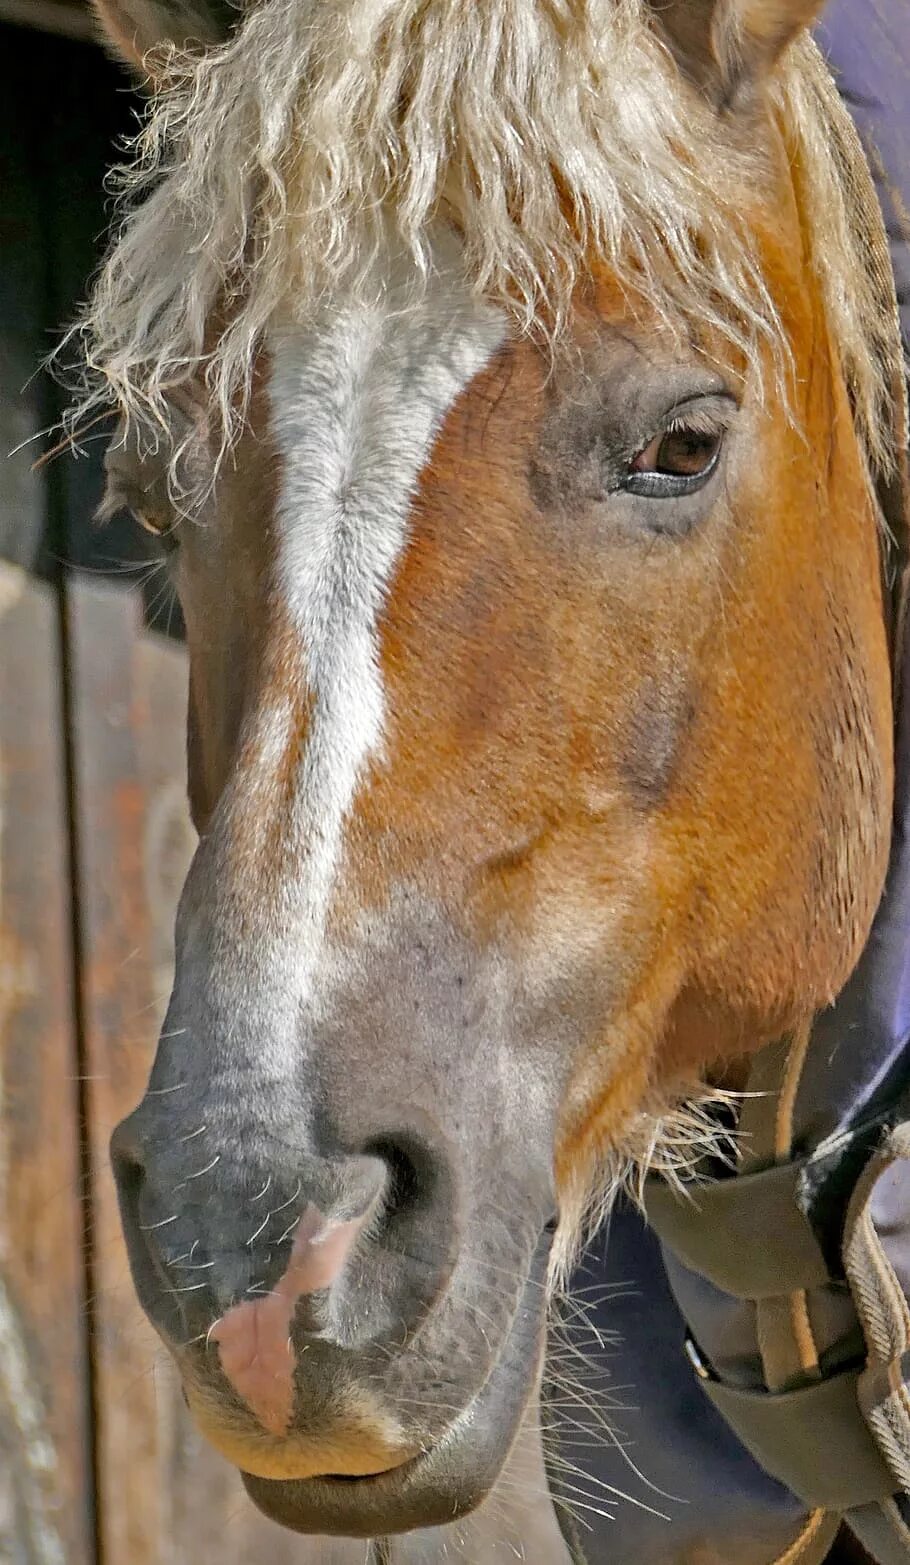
[64,0,898,498]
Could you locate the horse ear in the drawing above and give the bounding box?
[650,0,826,109]
[91,0,233,74]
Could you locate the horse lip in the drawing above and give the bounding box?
[243,1447,454,1537]
[321,1463,410,1482]
[241,1230,552,1537]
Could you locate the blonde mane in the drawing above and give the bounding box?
[65,0,900,490]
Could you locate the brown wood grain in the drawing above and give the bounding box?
[67,573,318,1563]
[0,562,92,1565]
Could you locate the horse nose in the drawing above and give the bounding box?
[111,1110,385,1291]
[111,1109,458,1398]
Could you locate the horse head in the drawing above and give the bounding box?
[82,0,901,1540]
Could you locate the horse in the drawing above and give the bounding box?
[71,0,907,1556]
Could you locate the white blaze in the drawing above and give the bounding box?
[267,230,505,959]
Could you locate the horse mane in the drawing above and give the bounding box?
[65,0,900,493]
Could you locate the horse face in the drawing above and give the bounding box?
[94,0,894,1540]
[105,238,892,1532]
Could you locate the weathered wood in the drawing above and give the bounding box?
[67,574,314,1563]
[68,574,172,1565]
[0,562,93,1565]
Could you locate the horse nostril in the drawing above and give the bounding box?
[373,1138,421,1222]
[110,1108,459,1365]
[109,1125,146,1240]
[109,1134,193,1337]
[110,1111,145,1179]
[354,1132,458,1321]
[365,1133,454,1249]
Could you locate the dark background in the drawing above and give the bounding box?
[0,12,179,630]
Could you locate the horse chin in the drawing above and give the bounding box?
[181,1381,415,1482]
[241,1243,550,1538]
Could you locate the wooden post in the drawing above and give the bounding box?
[0,563,93,1565]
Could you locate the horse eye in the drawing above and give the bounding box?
[133,509,179,550]
[640,428,722,478]
[623,425,724,499]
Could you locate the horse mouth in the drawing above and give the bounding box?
[241,1234,551,1537]
[244,1453,434,1537]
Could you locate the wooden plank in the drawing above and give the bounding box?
[0,562,93,1565]
[67,574,163,1565]
[68,574,309,1564]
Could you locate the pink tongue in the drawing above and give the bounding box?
[209,1206,365,1436]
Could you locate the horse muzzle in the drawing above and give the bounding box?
[240,1226,551,1537]
[110,1078,554,1530]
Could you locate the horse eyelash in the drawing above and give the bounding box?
[625,397,738,468]
[662,406,735,439]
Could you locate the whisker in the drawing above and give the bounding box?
[246,1213,270,1247]
[168,1241,199,1266]
[270,1179,301,1216]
